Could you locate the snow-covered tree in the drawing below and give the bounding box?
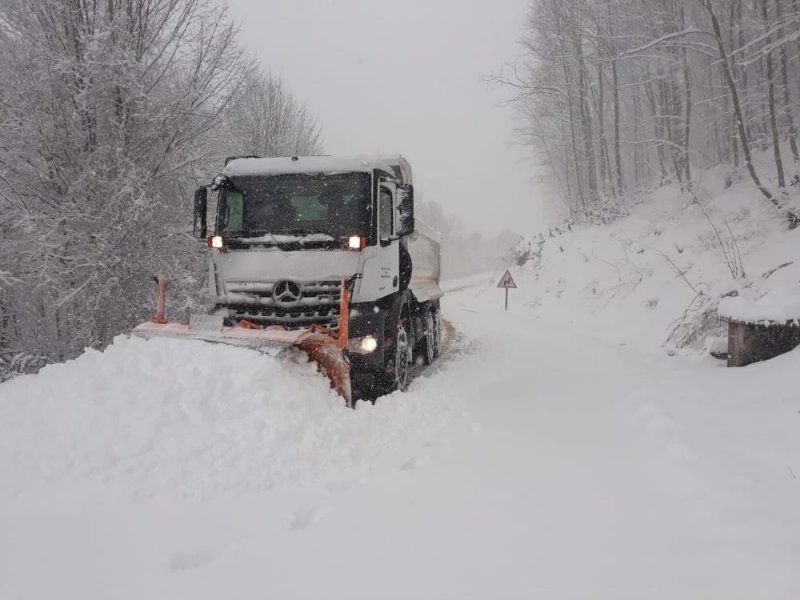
[0,0,323,373]
[500,0,800,225]
[225,71,323,158]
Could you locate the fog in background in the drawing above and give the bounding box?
[225,0,553,266]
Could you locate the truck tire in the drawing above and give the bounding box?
[383,308,412,393]
[420,305,441,365]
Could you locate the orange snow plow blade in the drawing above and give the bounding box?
[132,279,353,405]
[294,328,352,403]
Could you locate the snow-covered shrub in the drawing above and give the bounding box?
[506,234,546,268]
[666,295,726,350]
[0,352,48,383]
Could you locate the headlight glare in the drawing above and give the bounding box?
[348,335,378,354]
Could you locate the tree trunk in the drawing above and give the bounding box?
[560,35,586,208]
[577,35,598,200]
[700,0,781,211]
[633,91,645,184]
[612,57,624,195]
[775,0,800,164]
[735,0,753,147]
[680,6,692,187]
[727,1,740,167]
[761,0,786,189]
[597,63,613,197]
[644,72,668,182]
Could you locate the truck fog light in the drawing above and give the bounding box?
[209,235,225,249]
[348,335,378,354]
[360,336,378,353]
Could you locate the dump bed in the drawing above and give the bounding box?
[408,219,443,303]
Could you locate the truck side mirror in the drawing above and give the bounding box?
[193,187,208,239]
[396,184,415,237]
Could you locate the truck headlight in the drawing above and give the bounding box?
[347,235,367,250]
[348,335,378,354]
[208,235,225,249]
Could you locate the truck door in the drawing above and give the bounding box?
[358,181,400,301]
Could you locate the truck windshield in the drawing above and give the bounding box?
[217,172,371,239]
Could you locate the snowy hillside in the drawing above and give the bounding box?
[520,163,800,353]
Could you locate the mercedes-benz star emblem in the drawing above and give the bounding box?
[273,280,302,304]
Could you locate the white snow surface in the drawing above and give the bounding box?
[0,337,449,502]
[2,282,799,598]
[719,288,800,323]
[524,162,800,351]
[2,169,800,598]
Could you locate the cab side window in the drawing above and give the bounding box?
[379,186,393,239]
[220,190,244,233]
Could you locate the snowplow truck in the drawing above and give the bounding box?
[134,155,443,405]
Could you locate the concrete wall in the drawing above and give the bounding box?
[728,321,800,367]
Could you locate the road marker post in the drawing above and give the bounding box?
[497,270,517,311]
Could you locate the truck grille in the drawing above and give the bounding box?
[222,279,343,331]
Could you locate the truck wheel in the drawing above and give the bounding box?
[384,310,412,393]
[421,306,441,365]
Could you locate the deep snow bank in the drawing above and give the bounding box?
[517,164,800,352]
[0,335,454,503]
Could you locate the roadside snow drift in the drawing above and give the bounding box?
[0,336,452,503]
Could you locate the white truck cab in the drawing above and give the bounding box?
[193,154,443,395]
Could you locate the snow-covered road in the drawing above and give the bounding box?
[2,273,799,599]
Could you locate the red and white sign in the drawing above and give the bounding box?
[497,270,517,289]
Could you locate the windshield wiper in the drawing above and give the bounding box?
[276,228,330,237]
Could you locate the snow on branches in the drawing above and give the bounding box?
[0,0,323,369]
[499,0,800,225]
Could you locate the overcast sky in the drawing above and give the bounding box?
[225,0,549,234]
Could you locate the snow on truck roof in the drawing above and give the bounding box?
[223,155,413,184]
